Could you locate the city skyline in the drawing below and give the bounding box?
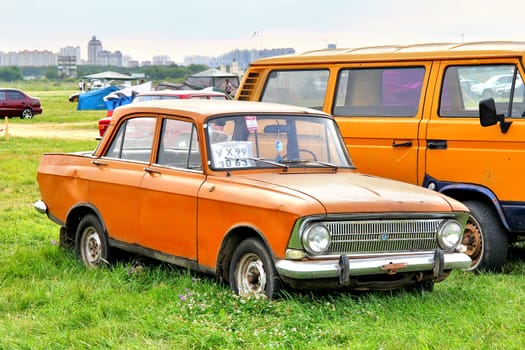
[2,0,525,63]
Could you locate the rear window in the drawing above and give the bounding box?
[333,67,425,117]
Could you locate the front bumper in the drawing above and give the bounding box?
[275,251,471,282]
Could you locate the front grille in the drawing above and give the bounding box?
[325,219,441,254]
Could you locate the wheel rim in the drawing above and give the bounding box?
[81,227,102,266]
[236,252,266,296]
[22,109,33,119]
[462,218,483,269]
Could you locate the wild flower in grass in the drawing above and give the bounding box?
[126,262,144,275]
[50,239,58,245]
[178,288,194,301]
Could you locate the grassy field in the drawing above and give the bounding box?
[1,89,524,349]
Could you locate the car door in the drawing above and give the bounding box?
[0,90,18,116]
[86,116,157,244]
[138,117,204,259]
[331,63,433,184]
[425,60,525,224]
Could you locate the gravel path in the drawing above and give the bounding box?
[3,122,99,140]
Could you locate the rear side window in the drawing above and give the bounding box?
[104,117,157,162]
[261,70,329,110]
[333,67,425,117]
[440,65,525,118]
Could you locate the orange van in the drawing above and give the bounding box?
[237,41,525,272]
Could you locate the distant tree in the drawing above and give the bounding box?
[0,66,24,81]
[45,67,59,80]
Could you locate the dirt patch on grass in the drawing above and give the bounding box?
[4,122,99,140]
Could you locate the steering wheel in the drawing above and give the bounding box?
[281,148,318,161]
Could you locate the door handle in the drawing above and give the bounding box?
[392,141,413,147]
[144,167,161,175]
[427,140,448,149]
[92,160,108,166]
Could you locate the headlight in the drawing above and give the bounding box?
[437,220,463,250]
[302,224,331,255]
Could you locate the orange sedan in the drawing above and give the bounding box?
[35,100,471,298]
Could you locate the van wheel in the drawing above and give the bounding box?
[463,200,508,272]
[75,214,113,268]
[229,238,282,299]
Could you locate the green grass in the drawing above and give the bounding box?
[1,92,524,349]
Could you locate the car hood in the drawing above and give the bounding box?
[237,171,459,214]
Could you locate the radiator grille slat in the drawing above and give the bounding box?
[325,219,441,254]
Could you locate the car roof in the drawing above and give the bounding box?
[250,41,525,65]
[136,89,227,97]
[112,100,330,124]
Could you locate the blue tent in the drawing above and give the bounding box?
[77,86,119,110]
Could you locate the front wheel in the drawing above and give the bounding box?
[463,200,508,272]
[229,238,282,299]
[21,108,33,119]
[75,214,113,268]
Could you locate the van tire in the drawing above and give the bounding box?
[463,200,508,272]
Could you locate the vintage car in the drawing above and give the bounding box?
[35,100,471,298]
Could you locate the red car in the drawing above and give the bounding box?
[0,88,42,119]
[98,90,230,137]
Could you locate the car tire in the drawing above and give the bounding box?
[229,238,282,299]
[21,108,33,119]
[75,214,113,268]
[463,200,508,272]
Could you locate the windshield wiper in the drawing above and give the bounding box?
[225,157,289,169]
[280,159,339,170]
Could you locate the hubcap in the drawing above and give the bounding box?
[236,253,266,296]
[82,227,102,266]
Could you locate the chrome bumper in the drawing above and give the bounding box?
[275,251,471,281]
[33,199,47,214]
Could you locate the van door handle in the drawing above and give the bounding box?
[392,141,413,147]
[427,140,447,149]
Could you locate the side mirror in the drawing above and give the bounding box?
[479,98,512,133]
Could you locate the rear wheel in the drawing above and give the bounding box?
[75,214,113,268]
[21,108,33,119]
[229,238,282,299]
[463,200,508,272]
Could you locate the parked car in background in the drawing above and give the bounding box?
[470,74,514,98]
[97,89,230,137]
[0,88,42,119]
[35,100,471,298]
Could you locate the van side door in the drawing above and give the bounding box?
[330,63,433,184]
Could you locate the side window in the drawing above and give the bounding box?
[104,117,156,162]
[156,119,201,170]
[440,65,525,118]
[333,67,425,117]
[261,70,329,110]
[0,91,6,101]
[7,91,24,100]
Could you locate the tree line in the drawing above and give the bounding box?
[0,64,209,82]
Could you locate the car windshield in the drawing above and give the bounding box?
[206,114,354,170]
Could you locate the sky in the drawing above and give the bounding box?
[2,0,525,63]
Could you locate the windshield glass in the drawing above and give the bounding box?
[206,114,353,170]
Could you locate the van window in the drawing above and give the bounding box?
[261,70,328,110]
[440,65,525,118]
[333,67,425,117]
